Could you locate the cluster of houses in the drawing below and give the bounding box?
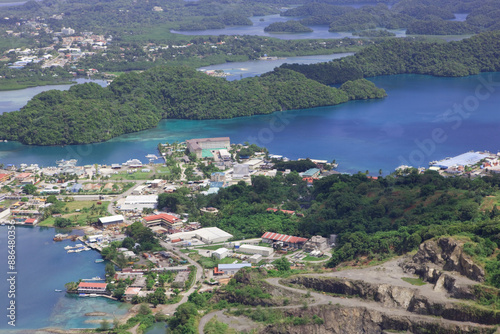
[4,17,111,70]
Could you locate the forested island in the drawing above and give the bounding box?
[3,30,500,146]
[264,21,313,33]
[281,31,500,85]
[2,0,500,90]
[0,66,385,145]
[281,0,500,35]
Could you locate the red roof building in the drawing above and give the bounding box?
[77,282,107,294]
[0,173,11,182]
[24,218,37,225]
[15,172,32,180]
[261,232,308,249]
[144,213,183,229]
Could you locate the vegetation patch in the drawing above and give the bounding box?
[401,277,426,286]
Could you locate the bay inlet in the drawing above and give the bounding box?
[1,73,500,174]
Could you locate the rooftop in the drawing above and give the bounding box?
[434,151,491,169]
[262,232,308,244]
[125,287,141,295]
[218,263,252,270]
[144,213,181,223]
[99,215,124,224]
[78,282,107,288]
[186,137,230,151]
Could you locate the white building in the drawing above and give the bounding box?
[98,215,124,226]
[217,263,251,275]
[219,149,231,160]
[212,248,229,260]
[87,234,104,243]
[168,227,233,244]
[238,245,274,257]
[124,159,143,168]
[61,27,75,35]
[249,254,262,263]
[120,195,158,211]
[233,164,250,178]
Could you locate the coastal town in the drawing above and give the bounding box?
[2,136,500,332]
[0,137,339,314]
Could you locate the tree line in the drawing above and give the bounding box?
[281,31,500,85]
[0,66,385,145]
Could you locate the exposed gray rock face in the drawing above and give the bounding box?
[260,305,495,334]
[402,237,485,283]
[285,276,500,325]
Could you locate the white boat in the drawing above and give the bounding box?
[75,248,83,253]
[92,276,102,280]
[55,289,62,292]
[64,245,73,250]
[75,244,84,247]
[95,259,104,263]
[67,250,76,253]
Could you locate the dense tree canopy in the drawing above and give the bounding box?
[281,31,500,85]
[264,21,313,33]
[0,66,385,145]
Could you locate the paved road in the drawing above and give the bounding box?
[156,241,204,315]
[106,180,147,216]
[197,274,494,334]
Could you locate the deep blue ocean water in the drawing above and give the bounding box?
[1,73,500,174]
[0,226,130,331]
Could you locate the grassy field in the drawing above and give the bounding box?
[196,245,227,251]
[38,201,109,227]
[155,166,170,174]
[302,255,329,262]
[109,171,152,180]
[119,22,199,44]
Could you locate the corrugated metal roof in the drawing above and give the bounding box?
[78,282,107,288]
[144,213,180,223]
[218,263,251,270]
[261,232,307,244]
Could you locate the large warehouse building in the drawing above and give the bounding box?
[120,195,158,211]
[261,232,308,249]
[238,244,274,256]
[186,137,230,159]
[98,215,124,226]
[168,227,233,244]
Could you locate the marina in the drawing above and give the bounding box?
[0,226,131,330]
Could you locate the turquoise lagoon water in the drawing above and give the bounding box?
[0,226,130,331]
[1,73,500,174]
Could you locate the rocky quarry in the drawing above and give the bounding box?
[263,237,500,333]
